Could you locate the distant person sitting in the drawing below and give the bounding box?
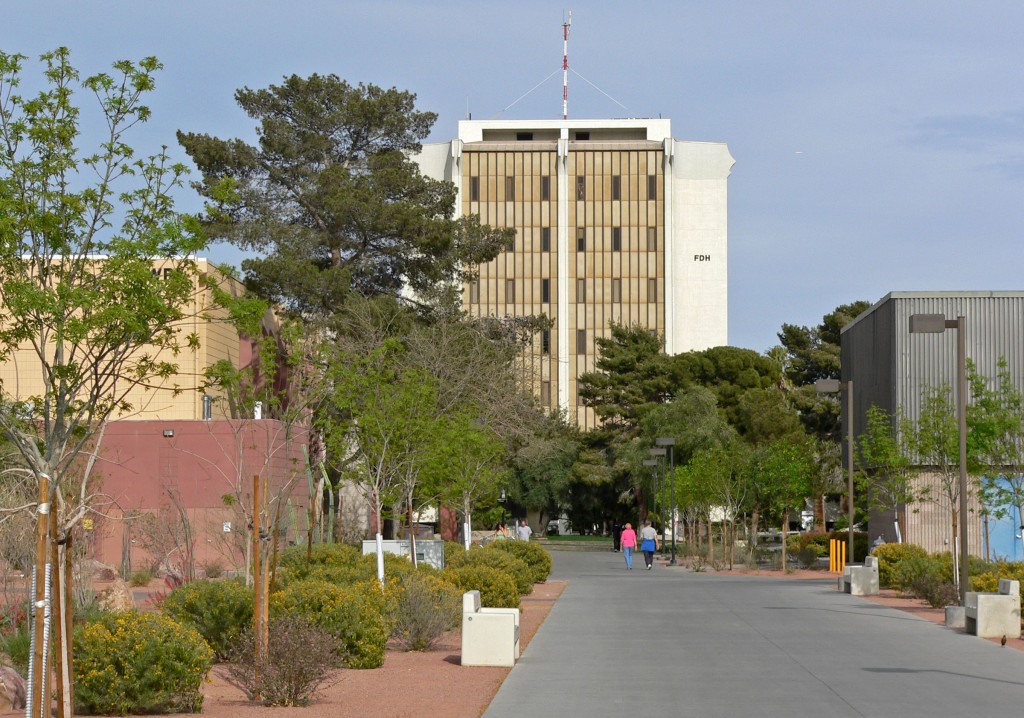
[516,519,533,541]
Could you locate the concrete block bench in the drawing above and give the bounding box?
[460,590,520,667]
[965,578,1021,639]
[838,555,879,596]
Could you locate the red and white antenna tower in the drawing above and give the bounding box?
[562,10,572,120]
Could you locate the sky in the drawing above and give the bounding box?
[5,1,1024,354]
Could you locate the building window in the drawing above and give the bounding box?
[540,380,551,405]
[505,175,515,201]
[541,278,551,303]
[469,280,480,303]
[541,330,551,354]
[541,175,551,201]
[576,329,587,354]
[611,278,622,303]
[612,175,621,201]
[575,131,590,141]
[541,227,551,252]
[576,176,586,200]
[648,278,657,301]
[470,176,480,202]
[611,227,622,252]
[647,227,657,252]
[506,279,516,303]
[516,132,533,141]
[576,278,586,303]
[576,228,586,252]
[505,231,515,252]
[647,174,657,200]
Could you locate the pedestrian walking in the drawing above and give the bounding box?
[640,520,658,569]
[611,522,622,552]
[492,522,509,541]
[620,522,637,570]
[516,519,533,541]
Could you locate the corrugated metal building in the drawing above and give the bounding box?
[841,291,1024,557]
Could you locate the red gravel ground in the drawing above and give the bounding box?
[6,566,1020,717]
[0,580,565,718]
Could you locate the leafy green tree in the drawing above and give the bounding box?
[325,340,434,543]
[577,323,683,434]
[857,404,918,543]
[676,441,751,566]
[434,411,507,546]
[777,301,871,386]
[910,384,968,590]
[638,387,735,530]
[677,346,782,431]
[968,358,1024,555]
[775,300,871,439]
[0,48,206,715]
[509,415,579,533]
[752,438,816,568]
[178,74,511,319]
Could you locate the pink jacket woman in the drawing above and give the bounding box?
[620,523,637,570]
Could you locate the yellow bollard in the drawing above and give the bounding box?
[829,539,848,574]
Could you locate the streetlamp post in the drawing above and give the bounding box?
[648,448,666,532]
[642,459,659,529]
[909,313,969,605]
[815,379,855,563]
[656,437,677,566]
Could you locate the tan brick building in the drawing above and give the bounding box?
[416,119,734,428]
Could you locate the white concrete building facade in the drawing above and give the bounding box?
[416,118,733,428]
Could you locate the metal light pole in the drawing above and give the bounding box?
[656,438,677,565]
[648,448,666,531]
[642,459,659,528]
[909,313,969,605]
[816,379,855,563]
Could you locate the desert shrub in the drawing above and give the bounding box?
[447,546,532,595]
[390,572,462,651]
[0,603,30,676]
[442,565,520,609]
[202,560,225,579]
[829,530,870,562]
[358,551,421,579]
[74,611,213,715]
[275,543,363,587]
[278,543,362,576]
[129,568,156,587]
[871,542,928,588]
[220,615,336,706]
[927,551,996,586]
[160,578,253,659]
[969,562,1024,595]
[487,540,553,584]
[796,543,827,569]
[270,579,390,669]
[893,555,958,607]
[786,531,831,553]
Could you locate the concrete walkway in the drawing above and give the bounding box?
[484,550,1024,718]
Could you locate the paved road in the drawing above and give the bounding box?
[485,550,1024,718]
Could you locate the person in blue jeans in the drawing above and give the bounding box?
[640,520,658,569]
[620,523,637,569]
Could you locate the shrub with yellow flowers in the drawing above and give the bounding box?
[74,611,213,715]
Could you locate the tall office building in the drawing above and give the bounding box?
[416,119,734,428]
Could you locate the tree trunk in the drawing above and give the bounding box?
[781,514,788,570]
